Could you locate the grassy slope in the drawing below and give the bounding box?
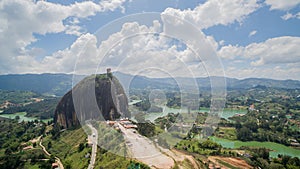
[94,149,132,169]
[44,127,149,169]
[43,128,90,169]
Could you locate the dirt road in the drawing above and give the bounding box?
[39,136,64,169]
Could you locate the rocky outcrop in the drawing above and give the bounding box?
[54,74,130,129]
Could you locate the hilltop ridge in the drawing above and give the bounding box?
[0,73,298,96]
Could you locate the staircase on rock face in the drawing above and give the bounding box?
[111,79,123,118]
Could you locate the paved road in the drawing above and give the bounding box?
[118,123,174,169]
[87,124,98,169]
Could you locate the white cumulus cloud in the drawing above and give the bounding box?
[0,0,128,74]
[162,0,260,29]
[218,36,300,66]
[34,19,219,78]
[265,0,300,10]
[281,12,300,20]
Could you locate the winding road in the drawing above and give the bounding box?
[39,136,64,169]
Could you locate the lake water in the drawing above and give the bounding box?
[128,101,299,158]
[210,136,300,158]
[128,100,246,122]
[143,106,247,122]
[0,112,51,123]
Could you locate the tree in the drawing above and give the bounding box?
[282,155,291,166]
[268,162,284,169]
[200,140,221,150]
[47,141,52,149]
[235,121,242,129]
[15,115,20,121]
[50,124,61,139]
[137,122,155,137]
[257,148,269,160]
[0,155,22,169]
[39,161,51,169]
[4,148,12,155]
[237,127,252,141]
[65,160,72,169]
[244,121,258,132]
[48,155,55,163]
[135,112,146,123]
[287,157,300,167]
[78,143,84,152]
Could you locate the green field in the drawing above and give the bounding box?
[0,112,36,121]
[211,137,300,158]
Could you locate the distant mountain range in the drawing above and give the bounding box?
[114,72,300,91]
[0,74,83,96]
[0,73,299,96]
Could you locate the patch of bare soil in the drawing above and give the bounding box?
[208,156,252,169]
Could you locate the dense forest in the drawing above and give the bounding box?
[0,118,48,168]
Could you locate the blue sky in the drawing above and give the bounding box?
[0,0,299,80]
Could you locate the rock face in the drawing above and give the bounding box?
[54,74,130,129]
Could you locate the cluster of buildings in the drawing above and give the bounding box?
[51,163,59,169]
[289,139,300,147]
[0,101,16,109]
[106,118,137,129]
